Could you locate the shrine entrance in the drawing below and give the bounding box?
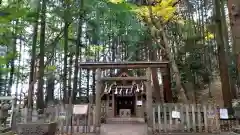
[79,61,169,134]
[115,95,135,116]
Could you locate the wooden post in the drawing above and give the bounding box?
[112,93,115,116]
[163,68,172,102]
[106,94,109,117]
[135,94,137,116]
[145,67,153,135]
[95,68,101,133]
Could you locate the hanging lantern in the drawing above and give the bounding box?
[140,82,144,91]
[108,82,116,93]
[114,87,118,94]
[136,84,140,92]
[130,85,133,93]
[131,81,136,93]
[112,82,117,93]
[119,86,122,95]
[114,86,118,94]
[104,83,108,93]
[107,85,112,93]
[126,89,128,94]
[108,84,112,93]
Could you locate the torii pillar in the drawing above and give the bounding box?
[95,68,101,133]
[145,67,153,135]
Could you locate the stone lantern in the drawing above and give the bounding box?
[0,102,13,135]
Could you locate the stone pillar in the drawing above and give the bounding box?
[145,67,153,135]
[95,68,101,133]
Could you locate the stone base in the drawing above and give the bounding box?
[0,131,14,135]
[147,127,153,135]
[95,126,100,134]
[0,127,11,133]
[233,127,240,134]
[17,122,57,135]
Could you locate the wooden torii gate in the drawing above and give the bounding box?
[79,61,169,134]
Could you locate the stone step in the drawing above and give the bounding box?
[100,123,147,135]
[105,117,145,124]
[233,127,240,134]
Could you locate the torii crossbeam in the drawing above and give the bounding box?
[79,61,168,69]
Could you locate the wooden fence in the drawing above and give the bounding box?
[56,104,106,134]
[152,104,220,133]
[16,103,240,134]
[51,103,240,134]
[17,104,99,134]
[219,118,240,132]
[56,104,94,134]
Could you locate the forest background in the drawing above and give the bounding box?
[0,0,237,111]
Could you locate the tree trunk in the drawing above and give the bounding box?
[228,0,240,96]
[46,74,54,103]
[72,0,84,104]
[15,36,22,107]
[214,0,232,107]
[68,55,73,102]
[46,55,55,103]
[149,45,162,103]
[8,20,18,96]
[0,71,4,96]
[27,0,40,121]
[36,0,47,113]
[63,0,69,104]
[146,6,188,103]
[160,29,188,103]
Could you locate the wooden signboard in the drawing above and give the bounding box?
[136,100,142,106]
[172,111,180,119]
[73,104,88,115]
[220,108,229,119]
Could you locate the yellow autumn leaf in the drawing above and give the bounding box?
[108,0,124,4]
[205,32,214,40]
[132,0,178,22]
[109,0,180,23]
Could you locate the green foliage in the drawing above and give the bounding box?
[85,45,104,57]
[0,56,7,65]
[0,55,10,75]
[82,0,146,60]
[0,67,10,74]
[46,65,57,71]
